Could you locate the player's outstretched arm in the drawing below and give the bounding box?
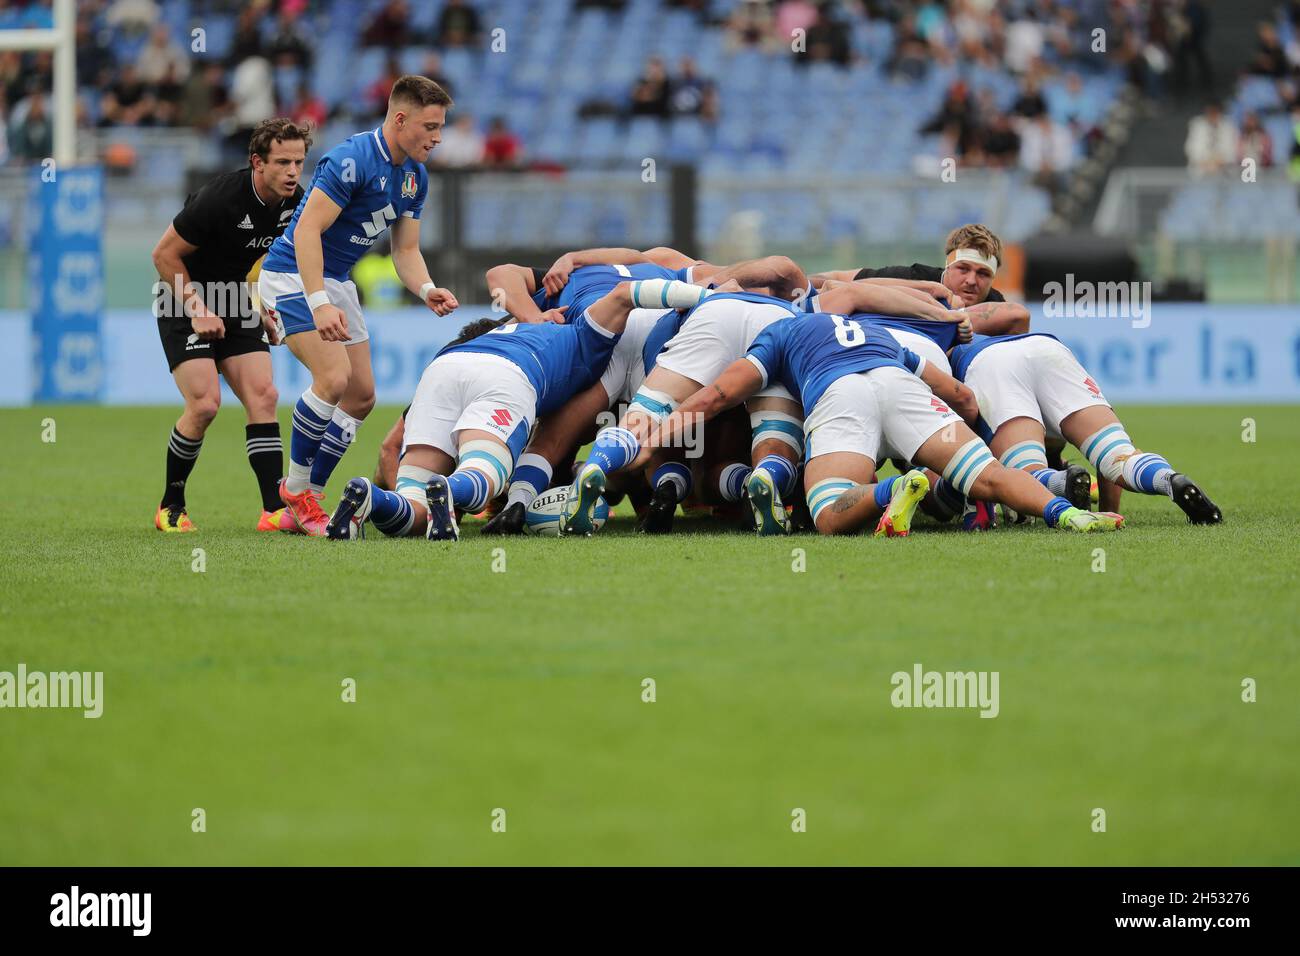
[707,256,809,303]
[485,263,558,323]
[951,300,1030,336]
[809,270,862,288]
[816,280,951,323]
[918,362,980,427]
[294,188,349,341]
[391,217,458,316]
[541,246,654,295]
[635,359,763,468]
[642,246,702,271]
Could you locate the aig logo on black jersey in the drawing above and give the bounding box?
[245,236,276,249]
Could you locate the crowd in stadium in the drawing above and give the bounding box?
[1,0,1278,178]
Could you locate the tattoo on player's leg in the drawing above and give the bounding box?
[830,486,867,513]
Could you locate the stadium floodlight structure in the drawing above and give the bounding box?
[0,0,75,166]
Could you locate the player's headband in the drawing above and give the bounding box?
[945,248,999,275]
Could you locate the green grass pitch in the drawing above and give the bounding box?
[1,404,1297,865]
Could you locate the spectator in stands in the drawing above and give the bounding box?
[75,17,116,90]
[1247,22,1289,79]
[365,55,405,118]
[8,90,52,160]
[137,24,190,87]
[801,1,852,68]
[180,61,230,132]
[434,113,485,167]
[420,52,454,99]
[978,112,1021,169]
[288,82,327,130]
[228,7,265,66]
[228,55,275,144]
[630,57,672,118]
[482,116,523,167]
[1173,0,1213,95]
[669,57,717,121]
[152,62,186,127]
[1185,103,1238,177]
[99,64,157,127]
[1019,112,1075,195]
[437,0,483,48]
[363,0,412,49]
[1011,73,1047,121]
[887,13,930,81]
[1238,111,1274,169]
[726,0,779,54]
[105,0,158,34]
[1004,6,1045,74]
[921,81,979,156]
[267,9,312,69]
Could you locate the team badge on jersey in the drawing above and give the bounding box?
[401,171,418,198]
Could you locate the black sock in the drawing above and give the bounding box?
[162,427,203,510]
[246,422,284,512]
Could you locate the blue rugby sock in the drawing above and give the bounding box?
[1123,452,1174,496]
[287,389,335,494]
[585,426,639,474]
[873,475,900,509]
[1029,467,1068,496]
[309,409,361,494]
[931,476,965,518]
[652,462,692,502]
[719,463,750,502]
[369,486,414,537]
[754,454,797,497]
[448,469,492,512]
[1041,496,1074,527]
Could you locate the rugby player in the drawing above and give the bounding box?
[323,277,713,540]
[632,312,1126,536]
[150,118,308,532]
[950,331,1222,524]
[259,75,459,536]
[559,277,985,537]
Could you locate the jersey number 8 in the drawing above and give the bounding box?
[831,314,865,348]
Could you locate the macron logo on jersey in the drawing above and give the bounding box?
[361,203,397,238]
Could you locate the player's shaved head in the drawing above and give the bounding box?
[388,75,453,114]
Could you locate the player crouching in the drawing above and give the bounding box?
[325,277,708,540]
[631,311,1126,536]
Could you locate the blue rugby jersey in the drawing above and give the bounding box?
[263,126,428,281]
[531,263,691,318]
[744,313,923,412]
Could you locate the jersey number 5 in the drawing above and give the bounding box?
[831,314,865,347]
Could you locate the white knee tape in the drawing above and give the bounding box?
[999,440,1048,472]
[396,464,434,503]
[942,438,996,498]
[1079,424,1135,483]
[628,387,677,423]
[750,410,804,455]
[458,439,512,500]
[807,478,855,526]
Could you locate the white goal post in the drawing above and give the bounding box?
[0,0,76,165]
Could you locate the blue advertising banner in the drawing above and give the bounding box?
[0,304,1297,406]
[28,165,105,402]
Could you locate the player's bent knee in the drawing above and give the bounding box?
[396,463,434,507]
[1079,424,1135,483]
[808,478,855,534]
[457,440,512,504]
[189,394,221,425]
